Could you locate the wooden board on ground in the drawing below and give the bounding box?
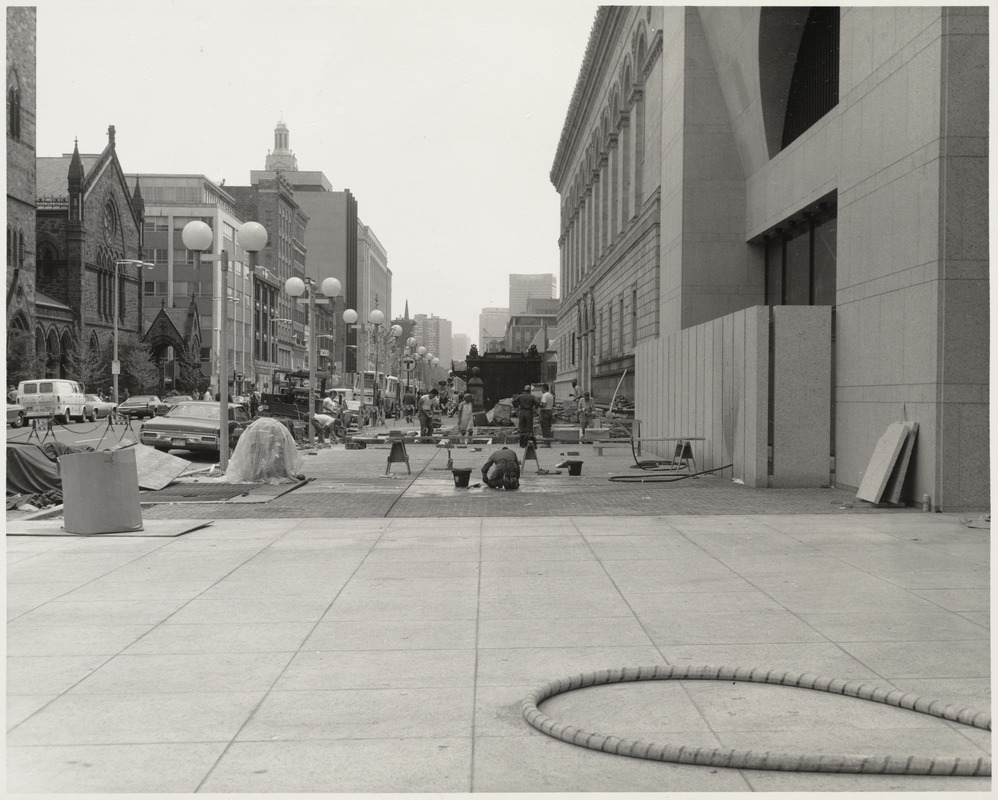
[112,441,191,490]
[883,422,919,505]
[6,518,213,538]
[856,422,910,503]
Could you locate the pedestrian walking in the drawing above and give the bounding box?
[418,388,439,437]
[539,383,555,440]
[203,388,212,401]
[577,391,595,441]
[7,384,18,403]
[512,384,539,448]
[481,446,520,490]
[456,393,475,441]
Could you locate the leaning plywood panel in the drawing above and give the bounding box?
[883,422,919,505]
[112,441,190,491]
[856,422,909,503]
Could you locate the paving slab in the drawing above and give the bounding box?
[5,437,991,793]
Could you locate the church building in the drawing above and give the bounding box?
[34,125,145,379]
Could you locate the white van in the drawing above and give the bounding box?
[17,379,87,423]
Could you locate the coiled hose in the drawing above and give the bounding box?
[522,665,991,775]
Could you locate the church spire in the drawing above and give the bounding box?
[131,175,145,219]
[68,138,85,222]
[404,299,410,320]
[68,137,84,192]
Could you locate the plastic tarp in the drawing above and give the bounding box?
[224,417,303,484]
[6,441,93,495]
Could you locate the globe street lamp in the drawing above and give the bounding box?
[111,259,154,405]
[405,337,417,394]
[368,309,385,419]
[181,219,267,472]
[416,346,427,393]
[284,275,341,447]
[390,324,403,411]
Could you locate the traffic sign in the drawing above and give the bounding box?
[111,360,120,375]
[234,372,243,383]
[401,355,416,373]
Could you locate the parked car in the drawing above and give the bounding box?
[7,403,25,428]
[160,395,193,412]
[16,379,86,422]
[117,395,163,419]
[138,400,252,454]
[82,394,117,421]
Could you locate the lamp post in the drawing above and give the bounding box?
[284,276,341,447]
[390,324,403,412]
[181,219,267,472]
[369,309,385,418]
[111,259,154,405]
[406,337,417,395]
[416,346,427,393]
[342,307,384,427]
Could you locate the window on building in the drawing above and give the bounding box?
[781,7,840,150]
[144,281,156,295]
[7,82,21,140]
[764,202,837,306]
[630,287,638,347]
[608,303,614,355]
[618,297,625,352]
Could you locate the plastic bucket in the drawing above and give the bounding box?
[566,460,583,476]
[452,468,473,488]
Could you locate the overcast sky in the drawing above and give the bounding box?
[32,0,598,342]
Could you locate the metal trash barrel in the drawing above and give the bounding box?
[60,449,143,534]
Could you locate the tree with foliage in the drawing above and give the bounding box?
[177,339,209,397]
[64,328,110,395]
[115,332,160,395]
[5,328,45,387]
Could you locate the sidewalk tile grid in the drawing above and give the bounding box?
[5,438,991,793]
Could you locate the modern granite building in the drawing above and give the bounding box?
[551,6,988,509]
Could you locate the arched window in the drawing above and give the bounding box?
[17,227,25,267]
[6,225,11,266]
[7,72,21,140]
[37,241,58,284]
[759,7,839,156]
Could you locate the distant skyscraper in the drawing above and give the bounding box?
[509,273,556,315]
[413,313,453,366]
[452,333,471,360]
[479,307,509,353]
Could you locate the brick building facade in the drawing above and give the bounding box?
[6,7,37,356]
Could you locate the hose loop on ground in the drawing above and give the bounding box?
[521,665,991,776]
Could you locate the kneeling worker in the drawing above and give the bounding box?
[481,446,520,490]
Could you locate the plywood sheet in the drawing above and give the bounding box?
[856,422,909,503]
[112,441,190,490]
[883,422,919,505]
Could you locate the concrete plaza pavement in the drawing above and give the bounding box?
[5,432,991,793]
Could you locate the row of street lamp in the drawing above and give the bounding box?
[114,218,443,471]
